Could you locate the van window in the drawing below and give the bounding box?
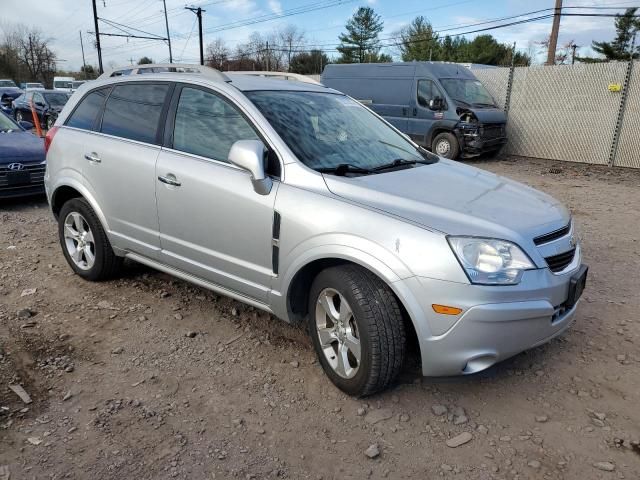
[66,88,109,131]
[172,87,259,162]
[417,80,442,108]
[101,83,169,144]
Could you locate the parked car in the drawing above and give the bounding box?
[0,112,46,198]
[45,64,587,396]
[53,76,75,92]
[13,90,70,130]
[71,80,87,92]
[321,62,507,159]
[0,79,23,116]
[24,82,46,91]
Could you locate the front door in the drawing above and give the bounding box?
[155,85,278,302]
[407,79,447,144]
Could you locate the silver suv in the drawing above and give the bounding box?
[44,64,587,396]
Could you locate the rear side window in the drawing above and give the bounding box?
[172,87,259,162]
[66,88,109,130]
[101,83,169,144]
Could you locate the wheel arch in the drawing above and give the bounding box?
[50,179,109,233]
[282,254,421,369]
[425,119,459,147]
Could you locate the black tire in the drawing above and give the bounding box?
[58,198,123,281]
[432,131,460,159]
[45,115,55,130]
[308,265,406,397]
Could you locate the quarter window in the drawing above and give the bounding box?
[101,83,169,144]
[66,88,109,131]
[172,87,259,162]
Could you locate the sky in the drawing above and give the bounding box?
[0,0,637,71]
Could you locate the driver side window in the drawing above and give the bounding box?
[417,79,444,108]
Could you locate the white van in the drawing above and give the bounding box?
[53,76,75,92]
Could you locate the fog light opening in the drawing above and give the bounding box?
[462,354,497,374]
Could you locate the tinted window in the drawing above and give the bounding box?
[66,88,108,130]
[101,83,169,143]
[43,92,69,107]
[172,87,259,162]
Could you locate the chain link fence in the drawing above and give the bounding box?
[472,61,638,168]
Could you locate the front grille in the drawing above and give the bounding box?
[545,248,576,273]
[0,163,46,189]
[534,223,571,245]
[481,124,505,140]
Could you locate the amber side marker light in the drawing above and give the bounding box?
[432,304,463,315]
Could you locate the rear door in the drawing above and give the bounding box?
[155,84,278,302]
[80,82,172,259]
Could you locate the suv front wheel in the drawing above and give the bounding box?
[58,198,123,281]
[308,265,406,396]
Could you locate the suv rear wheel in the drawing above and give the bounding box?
[58,198,122,281]
[432,131,459,159]
[308,265,406,396]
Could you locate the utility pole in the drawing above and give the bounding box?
[266,41,270,71]
[546,0,563,66]
[91,0,103,74]
[185,6,205,65]
[571,43,578,64]
[163,0,173,63]
[79,31,87,78]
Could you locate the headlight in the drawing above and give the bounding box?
[448,237,535,285]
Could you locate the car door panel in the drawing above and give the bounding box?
[156,151,278,301]
[156,85,277,302]
[79,82,170,259]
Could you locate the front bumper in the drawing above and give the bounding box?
[456,128,507,157]
[400,262,585,376]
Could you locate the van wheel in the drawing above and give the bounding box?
[432,132,459,159]
[308,265,406,397]
[58,198,123,281]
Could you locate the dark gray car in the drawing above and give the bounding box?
[322,62,507,159]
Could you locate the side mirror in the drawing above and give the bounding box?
[19,120,34,130]
[228,139,273,195]
[429,96,445,111]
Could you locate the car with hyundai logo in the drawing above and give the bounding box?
[0,112,45,199]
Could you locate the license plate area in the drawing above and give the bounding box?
[566,264,588,308]
[7,171,31,186]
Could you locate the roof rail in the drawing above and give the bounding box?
[229,71,321,85]
[98,63,230,82]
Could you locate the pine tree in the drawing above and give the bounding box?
[579,8,639,62]
[336,7,388,63]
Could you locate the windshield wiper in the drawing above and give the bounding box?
[473,102,496,108]
[317,163,372,176]
[452,98,472,106]
[370,159,421,172]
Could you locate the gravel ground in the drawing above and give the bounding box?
[1,156,639,480]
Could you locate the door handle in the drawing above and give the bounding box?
[412,107,418,117]
[84,152,101,163]
[158,174,181,187]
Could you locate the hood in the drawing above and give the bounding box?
[0,87,23,97]
[0,130,45,163]
[323,159,570,242]
[453,102,506,124]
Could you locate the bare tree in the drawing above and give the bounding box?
[205,37,230,70]
[277,25,305,71]
[17,26,56,86]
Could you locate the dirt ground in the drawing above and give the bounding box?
[1,156,639,480]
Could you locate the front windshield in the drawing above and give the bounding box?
[54,81,73,89]
[439,78,496,107]
[0,113,19,132]
[0,80,17,87]
[246,91,437,172]
[44,92,69,107]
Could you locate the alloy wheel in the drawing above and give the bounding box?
[315,288,361,379]
[63,212,96,270]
